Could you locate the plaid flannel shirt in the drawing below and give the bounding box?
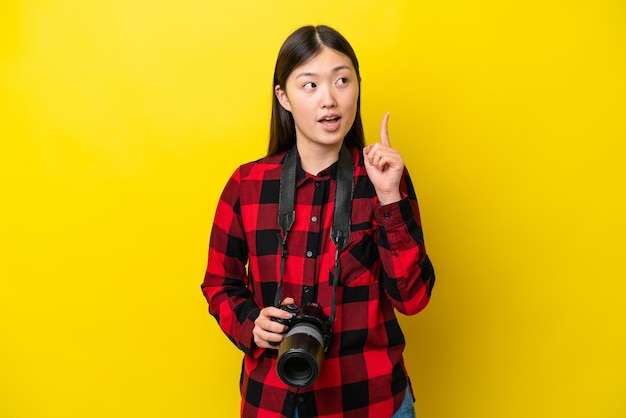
[202,146,435,418]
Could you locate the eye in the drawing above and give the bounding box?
[336,77,349,86]
[304,82,317,89]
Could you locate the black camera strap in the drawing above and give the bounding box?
[275,144,354,326]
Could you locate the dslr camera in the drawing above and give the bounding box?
[271,302,332,387]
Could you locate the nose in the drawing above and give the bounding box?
[320,85,336,108]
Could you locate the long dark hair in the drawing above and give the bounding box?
[268,25,365,156]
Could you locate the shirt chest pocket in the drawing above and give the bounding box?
[331,228,380,287]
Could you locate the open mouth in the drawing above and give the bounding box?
[319,116,340,123]
[319,117,341,133]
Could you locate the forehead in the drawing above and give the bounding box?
[290,46,355,77]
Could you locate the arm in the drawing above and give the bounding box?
[201,168,295,355]
[372,171,435,315]
[201,168,260,356]
[364,113,435,314]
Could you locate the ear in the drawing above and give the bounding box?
[275,85,292,112]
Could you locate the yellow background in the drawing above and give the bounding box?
[1,1,625,417]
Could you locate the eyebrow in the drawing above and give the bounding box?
[295,65,352,79]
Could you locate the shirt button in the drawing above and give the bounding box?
[384,213,391,220]
[311,216,318,223]
[315,182,321,188]
[298,396,305,403]
[306,250,313,258]
[303,286,310,293]
[393,251,399,258]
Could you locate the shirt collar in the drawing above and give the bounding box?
[295,154,339,187]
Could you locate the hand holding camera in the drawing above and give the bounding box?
[272,301,332,387]
[254,298,332,387]
[253,297,296,349]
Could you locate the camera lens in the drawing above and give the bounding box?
[276,323,325,387]
[280,355,314,383]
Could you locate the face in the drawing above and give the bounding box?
[275,46,359,153]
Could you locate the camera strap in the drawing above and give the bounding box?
[275,144,354,326]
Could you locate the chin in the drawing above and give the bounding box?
[320,131,349,145]
[319,138,345,147]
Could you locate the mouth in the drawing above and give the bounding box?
[318,115,341,130]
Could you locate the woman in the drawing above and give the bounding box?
[202,25,435,418]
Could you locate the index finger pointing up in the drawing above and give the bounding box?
[380,112,391,146]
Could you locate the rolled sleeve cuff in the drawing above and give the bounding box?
[372,193,413,229]
[239,307,261,357]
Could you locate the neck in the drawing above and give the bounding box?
[296,140,343,175]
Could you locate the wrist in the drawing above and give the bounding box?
[377,191,402,206]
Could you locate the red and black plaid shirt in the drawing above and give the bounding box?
[202,146,435,418]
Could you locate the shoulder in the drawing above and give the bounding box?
[348,146,369,177]
[219,152,284,187]
[219,153,287,206]
[235,152,287,182]
[347,146,365,166]
[346,146,376,199]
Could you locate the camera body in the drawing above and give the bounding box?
[272,302,332,387]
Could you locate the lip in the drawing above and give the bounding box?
[318,114,342,132]
[318,113,341,123]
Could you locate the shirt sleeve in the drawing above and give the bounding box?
[201,167,260,356]
[371,169,436,315]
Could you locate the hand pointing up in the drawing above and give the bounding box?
[363,113,404,205]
